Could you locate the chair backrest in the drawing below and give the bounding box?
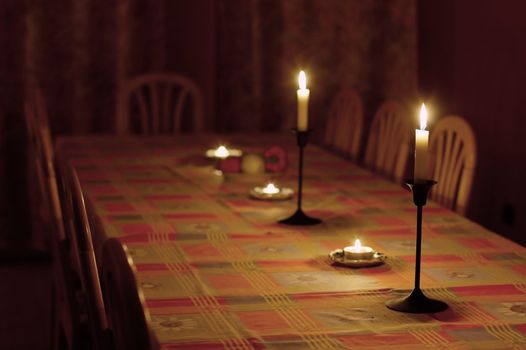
[429,116,477,215]
[102,238,158,350]
[323,89,363,159]
[24,88,66,242]
[25,89,86,349]
[67,167,110,348]
[116,72,204,134]
[364,100,412,183]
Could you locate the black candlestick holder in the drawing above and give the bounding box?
[279,129,322,226]
[385,179,448,313]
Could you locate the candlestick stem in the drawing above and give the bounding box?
[279,129,321,226]
[297,134,304,210]
[385,179,448,313]
[414,205,422,290]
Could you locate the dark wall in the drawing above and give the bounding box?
[419,0,526,246]
[165,0,216,129]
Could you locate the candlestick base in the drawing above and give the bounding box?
[386,288,448,314]
[279,209,321,226]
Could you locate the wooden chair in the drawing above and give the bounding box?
[429,116,477,215]
[24,89,64,242]
[364,101,412,183]
[24,89,85,350]
[102,238,158,350]
[116,72,204,134]
[323,89,363,159]
[66,166,112,349]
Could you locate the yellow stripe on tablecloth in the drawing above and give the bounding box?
[455,302,495,324]
[409,328,450,348]
[428,287,458,302]
[486,324,526,347]
[148,233,254,350]
[383,256,407,272]
[459,252,484,264]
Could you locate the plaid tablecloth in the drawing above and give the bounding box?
[57,134,526,349]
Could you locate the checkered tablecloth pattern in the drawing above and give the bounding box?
[57,134,526,349]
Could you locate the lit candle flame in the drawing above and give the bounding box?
[298,71,307,90]
[419,103,427,130]
[262,182,280,195]
[214,145,229,158]
[354,239,362,251]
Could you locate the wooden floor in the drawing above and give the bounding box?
[0,256,52,350]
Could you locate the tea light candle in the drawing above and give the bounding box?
[262,182,280,195]
[343,239,375,260]
[206,145,243,159]
[250,182,293,201]
[214,145,230,158]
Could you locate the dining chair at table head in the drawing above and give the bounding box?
[116,72,204,134]
[364,100,412,183]
[67,166,112,349]
[323,88,363,160]
[429,116,477,215]
[24,88,65,241]
[25,88,87,350]
[102,238,158,350]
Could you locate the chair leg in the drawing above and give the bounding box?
[50,285,63,350]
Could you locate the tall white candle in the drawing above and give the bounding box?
[297,71,310,131]
[414,104,429,183]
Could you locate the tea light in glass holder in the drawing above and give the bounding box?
[205,145,243,159]
[250,182,294,201]
[343,239,375,260]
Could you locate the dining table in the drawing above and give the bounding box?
[56,133,526,349]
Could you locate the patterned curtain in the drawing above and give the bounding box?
[23,0,168,134]
[216,0,417,132]
[0,0,169,250]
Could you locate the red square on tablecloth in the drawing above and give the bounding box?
[181,243,222,259]
[87,184,118,194]
[337,333,421,346]
[458,238,498,249]
[515,324,526,335]
[375,216,406,225]
[512,265,526,276]
[102,203,135,212]
[120,223,152,235]
[206,274,252,290]
[236,310,290,331]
